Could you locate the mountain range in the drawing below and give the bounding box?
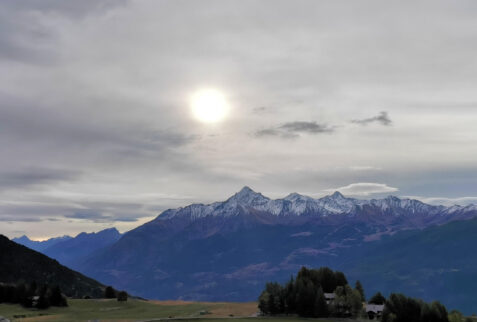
[12,235,72,252]
[12,187,477,314]
[13,228,121,268]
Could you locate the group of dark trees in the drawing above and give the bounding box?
[0,282,67,309]
[104,286,128,302]
[259,266,469,321]
[258,267,364,318]
[382,293,472,322]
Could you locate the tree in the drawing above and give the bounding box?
[295,277,316,317]
[448,310,464,322]
[283,276,296,314]
[0,284,5,303]
[355,280,365,302]
[117,291,128,302]
[382,293,422,322]
[314,287,328,318]
[334,271,348,289]
[369,291,386,304]
[104,286,116,299]
[13,283,26,304]
[420,301,448,322]
[49,285,67,307]
[258,290,271,315]
[257,282,284,315]
[36,285,50,309]
[23,281,37,307]
[257,266,361,319]
[4,285,16,303]
[330,285,363,318]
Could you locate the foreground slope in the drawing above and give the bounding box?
[0,235,104,298]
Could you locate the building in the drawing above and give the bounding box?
[366,303,384,320]
[324,293,336,304]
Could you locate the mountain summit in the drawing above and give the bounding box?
[75,186,477,313]
[157,187,473,222]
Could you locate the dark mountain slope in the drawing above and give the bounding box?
[77,214,416,301]
[339,217,477,315]
[0,235,104,298]
[75,188,477,313]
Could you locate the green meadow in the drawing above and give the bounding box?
[0,299,363,322]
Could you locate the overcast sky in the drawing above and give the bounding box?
[2,0,477,239]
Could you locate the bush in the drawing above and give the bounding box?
[104,286,116,299]
[117,291,128,302]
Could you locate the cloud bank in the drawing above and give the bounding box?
[326,183,399,196]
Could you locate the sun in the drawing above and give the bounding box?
[190,89,229,123]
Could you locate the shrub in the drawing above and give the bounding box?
[117,291,128,302]
[104,286,116,299]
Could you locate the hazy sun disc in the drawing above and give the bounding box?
[190,89,229,123]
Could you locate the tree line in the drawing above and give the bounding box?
[258,267,362,318]
[0,282,128,311]
[104,285,128,302]
[258,266,470,321]
[0,282,67,309]
[382,293,472,322]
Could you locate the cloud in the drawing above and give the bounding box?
[252,106,268,113]
[65,211,111,222]
[0,1,127,65]
[348,166,382,171]
[351,111,392,126]
[0,216,43,222]
[325,182,399,196]
[0,167,81,190]
[255,121,334,138]
[280,122,334,133]
[65,210,146,223]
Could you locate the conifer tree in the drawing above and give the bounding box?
[355,280,365,302]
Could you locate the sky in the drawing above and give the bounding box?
[1,0,477,239]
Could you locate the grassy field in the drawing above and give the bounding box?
[0,299,364,322]
[0,299,256,321]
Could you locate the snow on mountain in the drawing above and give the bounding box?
[157,186,470,221]
[367,196,445,215]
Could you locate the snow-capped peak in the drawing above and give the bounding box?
[330,191,346,200]
[227,186,269,205]
[156,187,473,222]
[284,192,313,202]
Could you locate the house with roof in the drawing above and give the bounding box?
[366,303,385,320]
[324,293,336,304]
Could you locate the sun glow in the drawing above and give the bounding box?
[190,89,229,123]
